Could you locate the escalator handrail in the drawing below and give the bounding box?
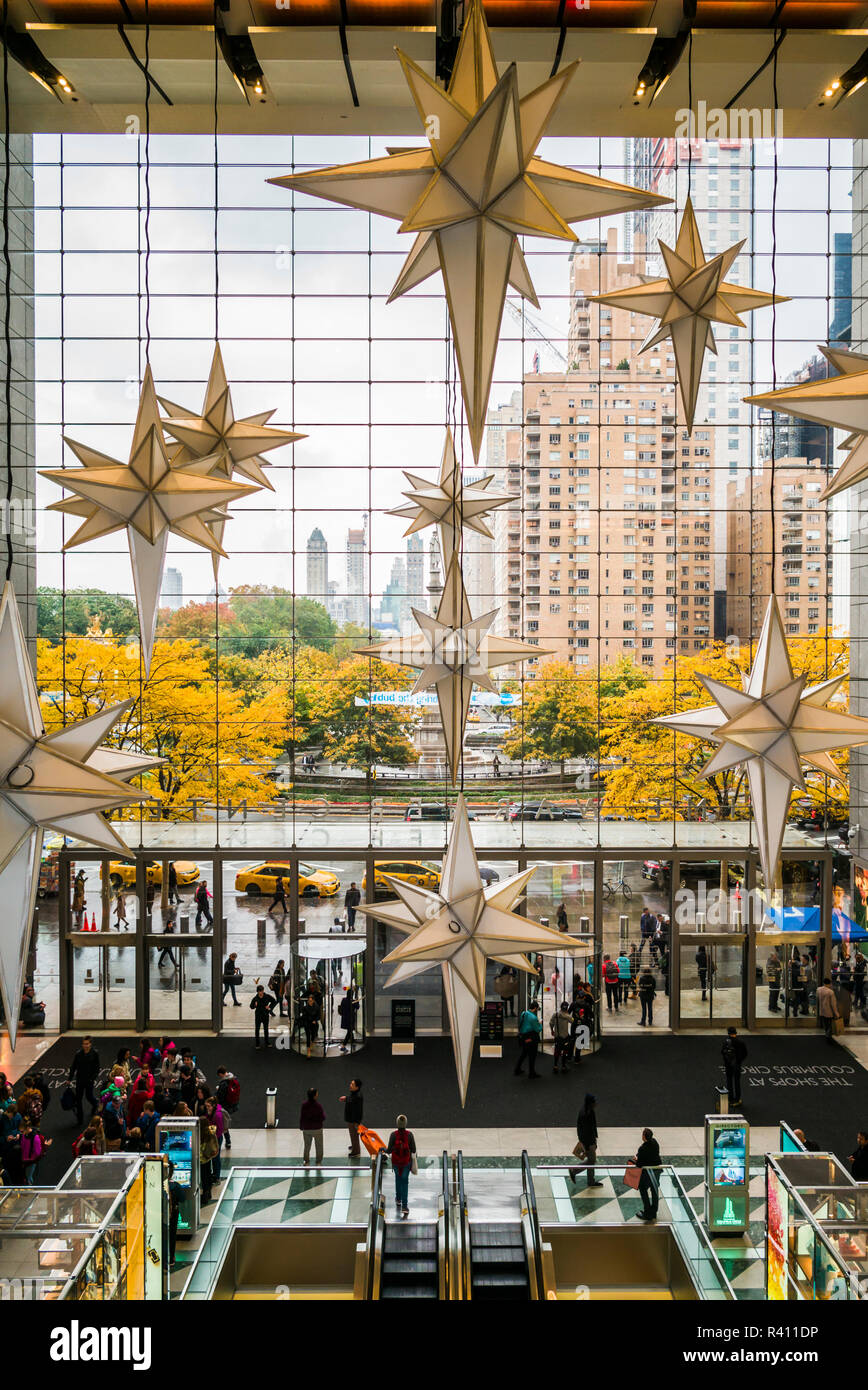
[456,1149,469,1300]
[366,1148,386,1299]
[521,1149,546,1300]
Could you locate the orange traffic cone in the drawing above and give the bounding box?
[91,913,98,932]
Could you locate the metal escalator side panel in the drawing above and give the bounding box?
[521,1206,539,1300]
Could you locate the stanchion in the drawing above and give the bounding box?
[265,1086,278,1128]
[179,914,189,933]
[257,918,267,948]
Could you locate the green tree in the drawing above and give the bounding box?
[37,587,139,642]
[226,586,335,657]
[503,659,597,772]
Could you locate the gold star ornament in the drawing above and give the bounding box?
[356,794,588,1104]
[389,427,514,566]
[40,367,260,674]
[591,197,786,431]
[268,0,668,461]
[746,346,868,501]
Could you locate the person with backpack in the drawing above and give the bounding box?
[215,1067,240,1150]
[550,1000,573,1074]
[19,1117,51,1184]
[616,949,633,1005]
[338,987,359,1052]
[602,955,620,1012]
[386,1114,417,1219]
[514,1000,542,1079]
[721,1027,747,1108]
[637,965,656,1026]
[268,874,288,917]
[340,1078,363,1157]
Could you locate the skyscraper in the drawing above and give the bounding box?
[346,518,370,627]
[306,527,329,607]
[406,533,425,622]
[159,566,183,611]
[830,230,852,344]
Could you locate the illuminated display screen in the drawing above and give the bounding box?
[712,1124,747,1187]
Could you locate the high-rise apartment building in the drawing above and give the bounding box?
[306,527,329,607]
[345,518,370,627]
[725,457,834,642]
[489,229,718,672]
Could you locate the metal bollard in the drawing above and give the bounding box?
[619,913,629,945]
[265,1086,278,1129]
[696,911,706,931]
[579,915,590,935]
[179,914,189,933]
[257,918,267,948]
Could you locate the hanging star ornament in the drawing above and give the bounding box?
[746,346,868,501]
[389,427,514,566]
[652,595,868,890]
[158,344,305,574]
[591,197,786,431]
[359,553,549,783]
[356,794,586,1104]
[267,0,668,461]
[40,367,260,675]
[0,582,162,1047]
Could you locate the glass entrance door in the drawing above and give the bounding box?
[147,938,213,1027]
[678,935,746,1027]
[71,943,136,1028]
[755,935,823,1026]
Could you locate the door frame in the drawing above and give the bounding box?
[677,932,748,1029]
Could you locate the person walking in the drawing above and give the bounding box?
[299,1087,325,1166]
[167,861,180,905]
[550,999,573,1074]
[492,753,501,779]
[268,872,288,916]
[766,949,782,1013]
[69,1036,100,1126]
[639,906,655,957]
[269,958,287,1016]
[569,1093,601,1187]
[222,952,241,1005]
[602,955,620,1013]
[633,1127,661,1222]
[386,1115,417,1219]
[301,992,321,1058]
[556,901,568,932]
[637,965,656,1026]
[696,944,710,1002]
[250,983,276,1049]
[114,888,128,928]
[849,1130,868,1181]
[340,1078,363,1157]
[338,988,358,1053]
[157,918,178,968]
[19,1118,51,1185]
[344,882,361,930]
[721,1026,747,1107]
[853,949,867,1009]
[817,976,840,1043]
[195,880,213,928]
[514,1000,542,1078]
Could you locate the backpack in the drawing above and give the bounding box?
[223,1077,240,1112]
[391,1129,412,1169]
[604,961,619,984]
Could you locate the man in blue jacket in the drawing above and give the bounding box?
[514,1001,542,1079]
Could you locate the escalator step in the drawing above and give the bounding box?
[381,1282,439,1299]
[387,1223,435,1239]
[471,1225,524,1247]
[384,1234,438,1254]
[383,1256,438,1278]
[473,1273,530,1294]
[471,1247,526,1266]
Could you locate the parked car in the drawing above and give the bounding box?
[234,861,340,898]
[405,803,476,822]
[507,802,565,822]
[642,858,744,890]
[794,810,849,839]
[109,859,200,891]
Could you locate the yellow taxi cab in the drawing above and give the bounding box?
[234,861,340,898]
[109,859,200,890]
[363,860,442,896]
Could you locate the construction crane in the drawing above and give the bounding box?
[505,299,568,371]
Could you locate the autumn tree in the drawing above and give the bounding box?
[38,587,139,642]
[503,659,597,772]
[38,637,290,819]
[313,655,417,771]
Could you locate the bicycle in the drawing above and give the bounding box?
[603,877,632,902]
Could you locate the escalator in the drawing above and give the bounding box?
[368,1150,450,1299]
[457,1150,547,1301]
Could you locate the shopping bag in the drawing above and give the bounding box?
[623,1163,642,1190]
[60,1084,77,1113]
[833,1017,846,1035]
[572,1140,586,1159]
[357,1123,386,1157]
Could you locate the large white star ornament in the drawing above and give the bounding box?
[268,0,668,460]
[746,346,868,501]
[389,428,514,566]
[359,554,549,783]
[652,595,868,890]
[356,795,587,1104]
[0,583,162,1046]
[591,197,786,431]
[158,343,305,574]
[40,367,260,675]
